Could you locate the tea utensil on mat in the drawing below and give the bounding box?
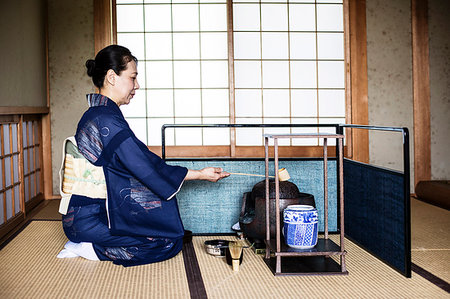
[229,168,290,181]
[229,241,244,271]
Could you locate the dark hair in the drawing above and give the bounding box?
[85,45,137,88]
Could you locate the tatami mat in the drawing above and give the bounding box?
[194,235,448,298]
[411,198,450,282]
[32,200,61,220]
[0,221,190,299]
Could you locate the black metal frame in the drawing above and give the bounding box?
[339,124,411,277]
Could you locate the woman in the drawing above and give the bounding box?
[58,45,229,266]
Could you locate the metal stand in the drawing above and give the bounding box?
[264,133,347,276]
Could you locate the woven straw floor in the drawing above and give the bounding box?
[0,198,448,298]
[194,235,447,299]
[411,198,450,282]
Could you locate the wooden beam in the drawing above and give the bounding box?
[0,107,49,115]
[411,0,431,187]
[348,0,369,163]
[94,0,114,54]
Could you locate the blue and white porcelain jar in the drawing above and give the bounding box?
[283,205,318,249]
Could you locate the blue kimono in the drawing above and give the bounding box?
[62,93,188,266]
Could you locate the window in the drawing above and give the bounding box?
[0,116,43,228]
[115,0,346,156]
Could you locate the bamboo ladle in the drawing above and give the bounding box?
[229,168,290,181]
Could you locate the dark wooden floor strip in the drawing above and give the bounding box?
[182,241,208,299]
[412,262,450,293]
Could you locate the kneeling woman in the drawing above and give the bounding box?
[58,45,229,266]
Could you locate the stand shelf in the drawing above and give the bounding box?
[263,133,347,275]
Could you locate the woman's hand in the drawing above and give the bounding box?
[185,167,230,182]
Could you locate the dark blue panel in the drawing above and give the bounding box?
[344,159,410,276]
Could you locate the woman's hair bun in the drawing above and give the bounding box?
[85,59,96,77]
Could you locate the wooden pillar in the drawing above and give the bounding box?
[347,0,369,163]
[411,0,431,187]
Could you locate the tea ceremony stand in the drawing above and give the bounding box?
[263,133,348,276]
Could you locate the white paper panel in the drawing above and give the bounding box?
[15,185,20,214]
[13,155,19,184]
[262,61,289,88]
[145,33,172,59]
[174,89,202,117]
[201,33,228,59]
[137,62,147,89]
[201,61,229,88]
[291,89,317,117]
[148,118,175,146]
[317,33,344,59]
[290,33,316,59]
[173,33,200,59]
[127,118,148,144]
[23,149,28,175]
[6,189,12,220]
[175,118,202,146]
[318,117,345,145]
[234,61,261,88]
[261,4,288,31]
[203,118,230,146]
[11,124,18,153]
[317,4,343,32]
[3,124,10,155]
[318,61,345,88]
[0,159,2,190]
[121,90,146,117]
[233,32,261,59]
[30,148,35,173]
[172,4,199,31]
[117,33,145,60]
[263,89,290,117]
[235,89,262,117]
[28,121,33,146]
[233,4,260,31]
[202,89,229,117]
[4,157,11,186]
[30,173,35,198]
[289,4,316,31]
[145,4,172,31]
[146,61,173,88]
[291,118,319,145]
[235,118,263,146]
[147,90,174,117]
[318,89,345,117]
[200,4,227,31]
[290,61,317,88]
[0,191,3,225]
[22,122,27,147]
[262,33,288,59]
[117,5,144,32]
[263,118,291,146]
[173,61,201,88]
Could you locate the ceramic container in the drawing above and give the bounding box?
[283,205,318,249]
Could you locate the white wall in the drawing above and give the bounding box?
[0,0,47,107]
[48,0,94,194]
[429,0,450,180]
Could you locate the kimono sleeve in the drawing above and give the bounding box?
[112,132,188,201]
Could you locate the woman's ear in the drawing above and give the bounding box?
[105,69,116,86]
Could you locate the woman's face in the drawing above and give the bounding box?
[113,60,140,106]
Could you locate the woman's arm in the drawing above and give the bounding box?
[185,167,230,182]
